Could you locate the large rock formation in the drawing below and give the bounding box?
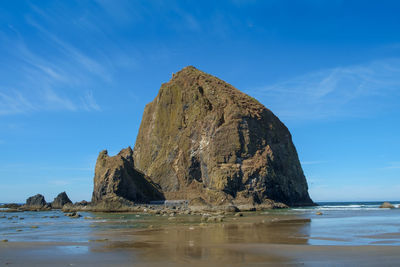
[25,194,46,208]
[132,66,314,206]
[91,147,164,204]
[52,192,72,209]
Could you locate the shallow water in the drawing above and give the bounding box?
[1,202,400,246]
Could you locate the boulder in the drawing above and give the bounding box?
[75,200,89,206]
[380,202,395,209]
[133,66,314,207]
[25,194,46,208]
[51,192,72,209]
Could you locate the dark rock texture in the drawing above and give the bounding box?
[91,147,164,204]
[132,66,314,206]
[52,192,72,209]
[26,194,46,208]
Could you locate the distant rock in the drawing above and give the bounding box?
[380,202,395,209]
[51,192,72,209]
[25,194,46,208]
[91,147,164,205]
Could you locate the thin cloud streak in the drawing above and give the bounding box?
[250,58,400,121]
[0,90,36,115]
[0,18,103,115]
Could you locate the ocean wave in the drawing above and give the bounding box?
[291,204,396,211]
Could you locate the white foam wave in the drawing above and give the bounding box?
[292,204,391,212]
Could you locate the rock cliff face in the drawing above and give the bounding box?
[91,147,164,204]
[133,66,314,206]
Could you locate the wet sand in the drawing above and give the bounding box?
[1,213,400,266]
[2,240,400,266]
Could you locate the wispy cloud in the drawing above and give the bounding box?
[250,58,400,121]
[81,91,101,111]
[0,90,36,115]
[0,4,114,116]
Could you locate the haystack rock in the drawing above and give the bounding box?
[131,66,314,207]
[52,192,72,209]
[91,147,164,204]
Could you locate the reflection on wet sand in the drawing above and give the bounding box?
[98,215,311,265]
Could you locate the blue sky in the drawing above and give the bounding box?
[0,0,399,203]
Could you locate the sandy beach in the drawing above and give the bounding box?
[2,233,400,266]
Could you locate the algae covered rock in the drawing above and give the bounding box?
[52,192,72,209]
[91,147,164,204]
[133,66,313,206]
